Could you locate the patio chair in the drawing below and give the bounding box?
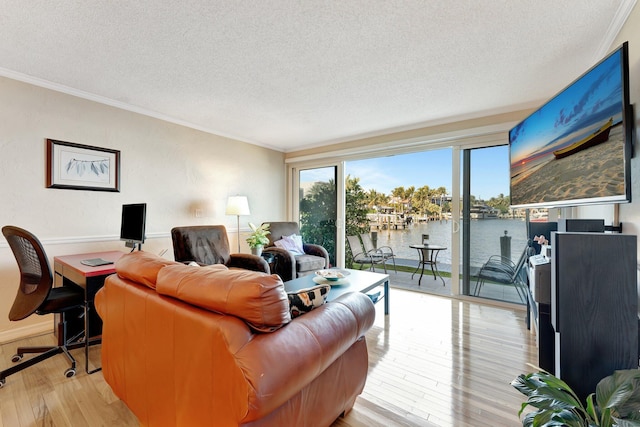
[472,244,532,303]
[360,233,396,272]
[346,235,387,272]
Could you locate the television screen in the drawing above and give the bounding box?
[509,42,631,209]
[120,203,146,244]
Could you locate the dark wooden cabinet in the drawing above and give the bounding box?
[551,232,638,401]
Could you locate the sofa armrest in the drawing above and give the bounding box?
[262,247,295,281]
[228,253,270,273]
[236,292,375,422]
[303,243,329,268]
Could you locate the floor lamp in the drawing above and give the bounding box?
[225,196,250,253]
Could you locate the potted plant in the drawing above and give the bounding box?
[511,368,640,427]
[246,223,270,256]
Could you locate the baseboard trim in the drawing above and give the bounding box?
[0,321,53,344]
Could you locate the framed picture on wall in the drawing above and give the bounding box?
[46,139,120,192]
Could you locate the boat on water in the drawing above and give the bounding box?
[470,204,499,219]
[552,118,613,159]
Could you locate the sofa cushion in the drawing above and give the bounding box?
[295,254,326,273]
[287,284,331,318]
[156,264,291,332]
[115,251,180,289]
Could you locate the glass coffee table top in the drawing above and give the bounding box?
[284,268,390,315]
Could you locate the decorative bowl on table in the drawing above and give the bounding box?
[315,269,350,282]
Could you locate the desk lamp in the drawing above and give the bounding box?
[225,196,250,252]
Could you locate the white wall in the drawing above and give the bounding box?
[613,3,640,241]
[0,77,285,341]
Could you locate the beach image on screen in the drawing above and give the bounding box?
[509,47,627,208]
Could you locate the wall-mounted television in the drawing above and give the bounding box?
[120,203,146,249]
[509,42,632,209]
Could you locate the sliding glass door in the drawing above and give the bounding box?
[460,145,526,304]
[287,138,522,306]
[297,167,338,266]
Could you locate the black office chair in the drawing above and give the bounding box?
[0,226,85,388]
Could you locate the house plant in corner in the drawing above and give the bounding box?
[246,223,270,256]
[512,368,640,427]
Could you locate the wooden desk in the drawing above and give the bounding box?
[409,244,446,286]
[54,251,124,374]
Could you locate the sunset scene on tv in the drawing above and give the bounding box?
[509,46,627,208]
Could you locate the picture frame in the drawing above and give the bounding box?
[46,139,120,192]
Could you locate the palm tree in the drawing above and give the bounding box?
[365,189,389,211]
[411,185,432,217]
[390,186,414,213]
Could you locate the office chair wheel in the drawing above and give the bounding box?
[0,378,5,388]
[11,353,23,363]
[64,368,76,378]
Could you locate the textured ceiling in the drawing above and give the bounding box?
[0,1,635,152]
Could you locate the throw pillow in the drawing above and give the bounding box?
[287,284,331,318]
[287,233,304,253]
[274,233,305,255]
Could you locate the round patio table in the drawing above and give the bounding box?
[409,244,447,286]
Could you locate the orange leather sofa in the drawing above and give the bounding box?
[95,251,375,427]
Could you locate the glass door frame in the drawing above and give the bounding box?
[288,161,346,268]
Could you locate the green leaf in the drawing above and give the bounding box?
[585,394,599,422]
[513,372,588,425]
[527,386,583,411]
[515,370,640,427]
[614,418,640,427]
[600,407,613,427]
[531,408,585,427]
[246,223,271,248]
[521,410,536,427]
[597,370,640,418]
[513,373,544,397]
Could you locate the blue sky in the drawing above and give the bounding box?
[344,145,510,200]
[509,48,622,165]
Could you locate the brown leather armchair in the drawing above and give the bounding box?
[262,221,329,281]
[171,225,269,273]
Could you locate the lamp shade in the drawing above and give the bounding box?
[225,196,250,216]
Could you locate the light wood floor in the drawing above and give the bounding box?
[0,288,537,426]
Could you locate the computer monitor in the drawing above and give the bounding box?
[120,203,146,250]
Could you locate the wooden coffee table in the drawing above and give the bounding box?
[284,269,389,315]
